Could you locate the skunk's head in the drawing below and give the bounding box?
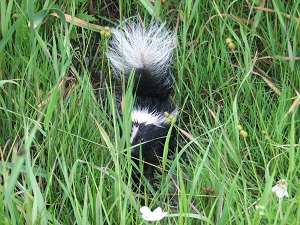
[130,122,169,161]
[129,98,177,163]
[130,107,172,162]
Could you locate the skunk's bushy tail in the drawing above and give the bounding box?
[107,22,175,99]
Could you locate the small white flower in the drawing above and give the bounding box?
[272,179,289,198]
[140,206,167,222]
[255,205,265,216]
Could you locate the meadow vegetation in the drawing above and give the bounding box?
[0,0,299,224]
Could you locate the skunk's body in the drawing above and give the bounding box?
[107,22,177,185]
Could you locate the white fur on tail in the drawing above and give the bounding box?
[107,22,174,85]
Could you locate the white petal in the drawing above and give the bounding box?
[156,212,168,220]
[141,214,153,221]
[271,185,279,192]
[272,185,289,198]
[140,206,152,216]
[152,207,163,214]
[140,206,167,221]
[142,212,167,221]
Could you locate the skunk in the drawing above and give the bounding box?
[107,22,177,186]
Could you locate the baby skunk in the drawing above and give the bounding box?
[107,22,177,186]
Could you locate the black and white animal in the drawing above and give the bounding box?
[107,22,177,186]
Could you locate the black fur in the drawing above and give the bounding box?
[134,68,172,100]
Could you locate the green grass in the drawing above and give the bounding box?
[1,0,299,224]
